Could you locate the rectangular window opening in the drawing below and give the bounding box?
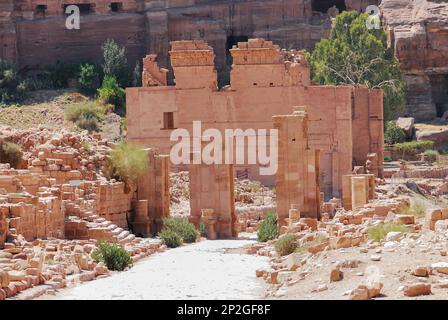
[110,2,123,12]
[163,112,174,129]
[63,4,93,15]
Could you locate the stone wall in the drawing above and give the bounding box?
[1,0,377,81]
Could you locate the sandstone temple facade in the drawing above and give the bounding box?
[127,38,384,203]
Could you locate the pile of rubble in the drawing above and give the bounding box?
[247,182,448,299]
[0,125,166,300]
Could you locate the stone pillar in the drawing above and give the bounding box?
[132,199,151,237]
[274,107,321,226]
[189,163,236,239]
[288,204,300,227]
[201,209,218,240]
[351,176,368,209]
[136,150,170,236]
[342,174,375,210]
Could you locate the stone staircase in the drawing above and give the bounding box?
[65,212,136,244]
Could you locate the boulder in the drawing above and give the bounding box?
[404,283,431,297]
[396,117,415,139]
[330,268,343,282]
[412,266,430,277]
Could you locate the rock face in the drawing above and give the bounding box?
[381,0,448,121]
[0,0,378,84]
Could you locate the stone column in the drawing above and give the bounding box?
[136,150,170,236]
[351,176,367,209]
[274,107,321,226]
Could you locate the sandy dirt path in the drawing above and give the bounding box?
[39,239,269,300]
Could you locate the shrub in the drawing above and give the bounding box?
[394,140,434,155]
[257,212,279,242]
[0,59,26,104]
[367,223,409,242]
[102,39,128,86]
[275,234,298,256]
[91,240,133,271]
[159,228,182,248]
[384,156,392,162]
[199,222,207,237]
[400,201,426,218]
[162,217,197,243]
[0,142,22,168]
[65,101,105,132]
[423,149,439,163]
[97,76,126,115]
[78,63,100,94]
[105,141,149,192]
[385,121,406,145]
[45,61,78,89]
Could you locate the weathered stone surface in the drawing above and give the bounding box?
[404,283,432,297]
[396,118,415,139]
[381,0,448,120]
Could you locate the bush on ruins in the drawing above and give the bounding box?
[104,141,149,193]
[308,11,406,121]
[91,240,133,271]
[162,217,198,244]
[257,212,279,242]
[97,76,126,116]
[0,142,22,168]
[274,234,298,256]
[384,121,406,145]
[159,228,182,248]
[65,101,106,132]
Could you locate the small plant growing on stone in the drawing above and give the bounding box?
[257,212,279,242]
[159,228,182,248]
[91,240,133,271]
[0,142,22,168]
[423,149,439,163]
[274,234,298,256]
[162,217,197,243]
[367,223,409,242]
[104,141,149,193]
[384,121,406,145]
[81,141,91,154]
[400,201,426,218]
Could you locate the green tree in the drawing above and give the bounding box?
[101,39,128,86]
[308,11,405,121]
[77,63,100,94]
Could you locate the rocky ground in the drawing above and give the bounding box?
[0,90,123,142]
[242,175,448,300]
[36,240,269,300]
